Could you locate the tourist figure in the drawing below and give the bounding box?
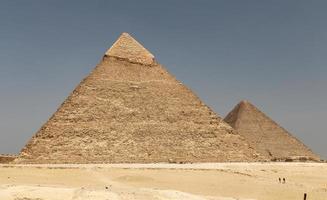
[278,177,281,183]
[283,178,286,184]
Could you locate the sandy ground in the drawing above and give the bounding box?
[0,163,326,200]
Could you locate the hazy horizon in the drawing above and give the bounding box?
[0,0,326,159]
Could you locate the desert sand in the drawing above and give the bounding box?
[0,162,326,200]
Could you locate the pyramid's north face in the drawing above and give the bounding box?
[16,33,260,164]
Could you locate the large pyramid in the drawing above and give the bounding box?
[15,33,260,164]
[224,100,320,161]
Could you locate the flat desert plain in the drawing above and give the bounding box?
[0,163,326,200]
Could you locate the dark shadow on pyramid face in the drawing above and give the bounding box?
[224,100,320,162]
[14,33,262,164]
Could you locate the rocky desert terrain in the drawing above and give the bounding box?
[0,162,326,200]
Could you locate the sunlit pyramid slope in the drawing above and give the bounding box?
[16,33,260,164]
[105,32,155,65]
[224,100,320,161]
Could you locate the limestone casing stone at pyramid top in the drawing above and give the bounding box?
[105,33,155,65]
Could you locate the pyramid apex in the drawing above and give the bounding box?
[239,100,257,109]
[105,32,155,65]
[224,100,254,127]
[239,100,250,105]
[120,32,133,37]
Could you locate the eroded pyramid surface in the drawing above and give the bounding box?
[16,33,260,164]
[224,100,319,161]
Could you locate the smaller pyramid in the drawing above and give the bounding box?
[224,100,320,161]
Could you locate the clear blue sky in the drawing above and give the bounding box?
[0,0,326,159]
